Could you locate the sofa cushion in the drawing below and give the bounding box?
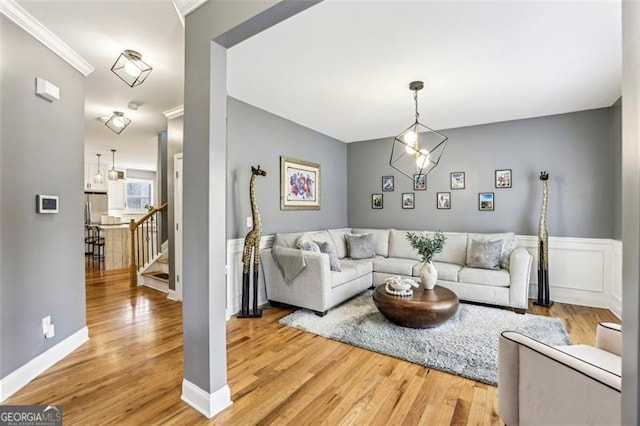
[467,239,503,270]
[315,240,341,272]
[432,232,467,265]
[331,259,373,288]
[345,233,376,259]
[466,232,515,266]
[304,230,338,255]
[418,262,463,282]
[328,228,351,259]
[501,239,519,270]
[273,232,302,248]
[352,228,390,257]
[388,229,421,260]
[374,257,421,276]
[459,267,510,287]
[296,237,320,252]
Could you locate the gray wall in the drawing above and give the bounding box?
[348,108,617,238]
[1,17,86,377]
[167,116,183,292]
[622,1,640,423]
[611,99,622,240]
[157,130,169,243]
[227,97,348,239]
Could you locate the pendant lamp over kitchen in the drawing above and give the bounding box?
[108,149,119,181]
[94,153,104,184]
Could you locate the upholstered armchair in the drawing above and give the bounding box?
[498,322,621,425]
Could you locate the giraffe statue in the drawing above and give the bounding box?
[238,165,267,318]
[534,171,553,307]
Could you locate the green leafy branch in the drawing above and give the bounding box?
[406,231,446,264]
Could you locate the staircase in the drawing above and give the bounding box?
[139,252,170,293]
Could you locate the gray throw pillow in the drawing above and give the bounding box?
[315,240,342,272]
[345,233,375,259]
[500,239,518,270]
[467,239,503,270]
[296,237,320,253]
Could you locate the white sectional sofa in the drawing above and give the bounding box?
[261,228,532,316]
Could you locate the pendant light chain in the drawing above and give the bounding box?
[414,89,420,122]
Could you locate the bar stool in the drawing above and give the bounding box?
[85,225,96,257]
[91,226,105,263]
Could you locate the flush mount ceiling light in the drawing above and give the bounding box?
[390,81,448,181]
[94,153,104,184]
[108,149,119,181]
[110,49,152,87]
[105,111,131,134]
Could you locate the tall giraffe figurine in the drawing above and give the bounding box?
[238,165,267,318]
[534,171,553,307]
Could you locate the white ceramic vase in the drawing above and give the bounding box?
[420,261,438,290]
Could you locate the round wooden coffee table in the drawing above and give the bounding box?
[373,284,459,328]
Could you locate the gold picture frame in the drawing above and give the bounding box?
[280,156,321,210]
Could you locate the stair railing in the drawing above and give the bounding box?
[129,202,168,287]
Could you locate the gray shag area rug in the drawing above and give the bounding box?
[279,290,571,386]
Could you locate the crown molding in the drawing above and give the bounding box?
[163,105,184,119]
[173,0,208,18]
[0,0,94,76]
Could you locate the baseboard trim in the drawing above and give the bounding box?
[167,289,181,301]
[0,326,89,402]
[181,379,232,419]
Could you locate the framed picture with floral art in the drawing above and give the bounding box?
[280,156,320,210]
[413,174,426,190]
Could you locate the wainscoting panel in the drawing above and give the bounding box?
[517,236,621,312]
[225,235,622,319]
[225,236,273,320]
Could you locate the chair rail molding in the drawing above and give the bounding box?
[225,234,622,319]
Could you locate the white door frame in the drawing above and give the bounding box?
[173,153,183,301]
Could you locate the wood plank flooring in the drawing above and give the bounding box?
[5,266,619,425]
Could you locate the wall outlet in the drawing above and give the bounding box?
[42,316,51,336]
[246,216,253,228]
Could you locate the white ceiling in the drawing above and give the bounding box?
[228,0,621,142]
[12,0,621,170]
[18,0,185,171]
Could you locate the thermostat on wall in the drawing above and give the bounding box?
[36,195,59,213]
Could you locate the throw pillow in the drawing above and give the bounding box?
[315,240,342,272]
[467,239,503,270]
[296,237,320,253]
[345,233,375,259]
[500,239,518,270]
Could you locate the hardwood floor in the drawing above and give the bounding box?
[6,266,619,425]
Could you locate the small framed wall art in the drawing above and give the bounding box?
[382,176,394,192]
[280,156,321,210]
[495,169,512,188]
[450,172,465,190]
[402,192,415,209]
[413,174,426,190]
[372,193,383,209]
[437,192,451,209]
[479,192,495,211]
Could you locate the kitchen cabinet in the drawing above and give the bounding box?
[108,179,126,210]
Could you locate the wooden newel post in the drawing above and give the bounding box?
[129,219,137,287]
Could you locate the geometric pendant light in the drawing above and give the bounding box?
[110,49,152,87]
[390,81,448,181]
[105,111,131,135]
[108,149,119,181]
[94,153,104,184]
